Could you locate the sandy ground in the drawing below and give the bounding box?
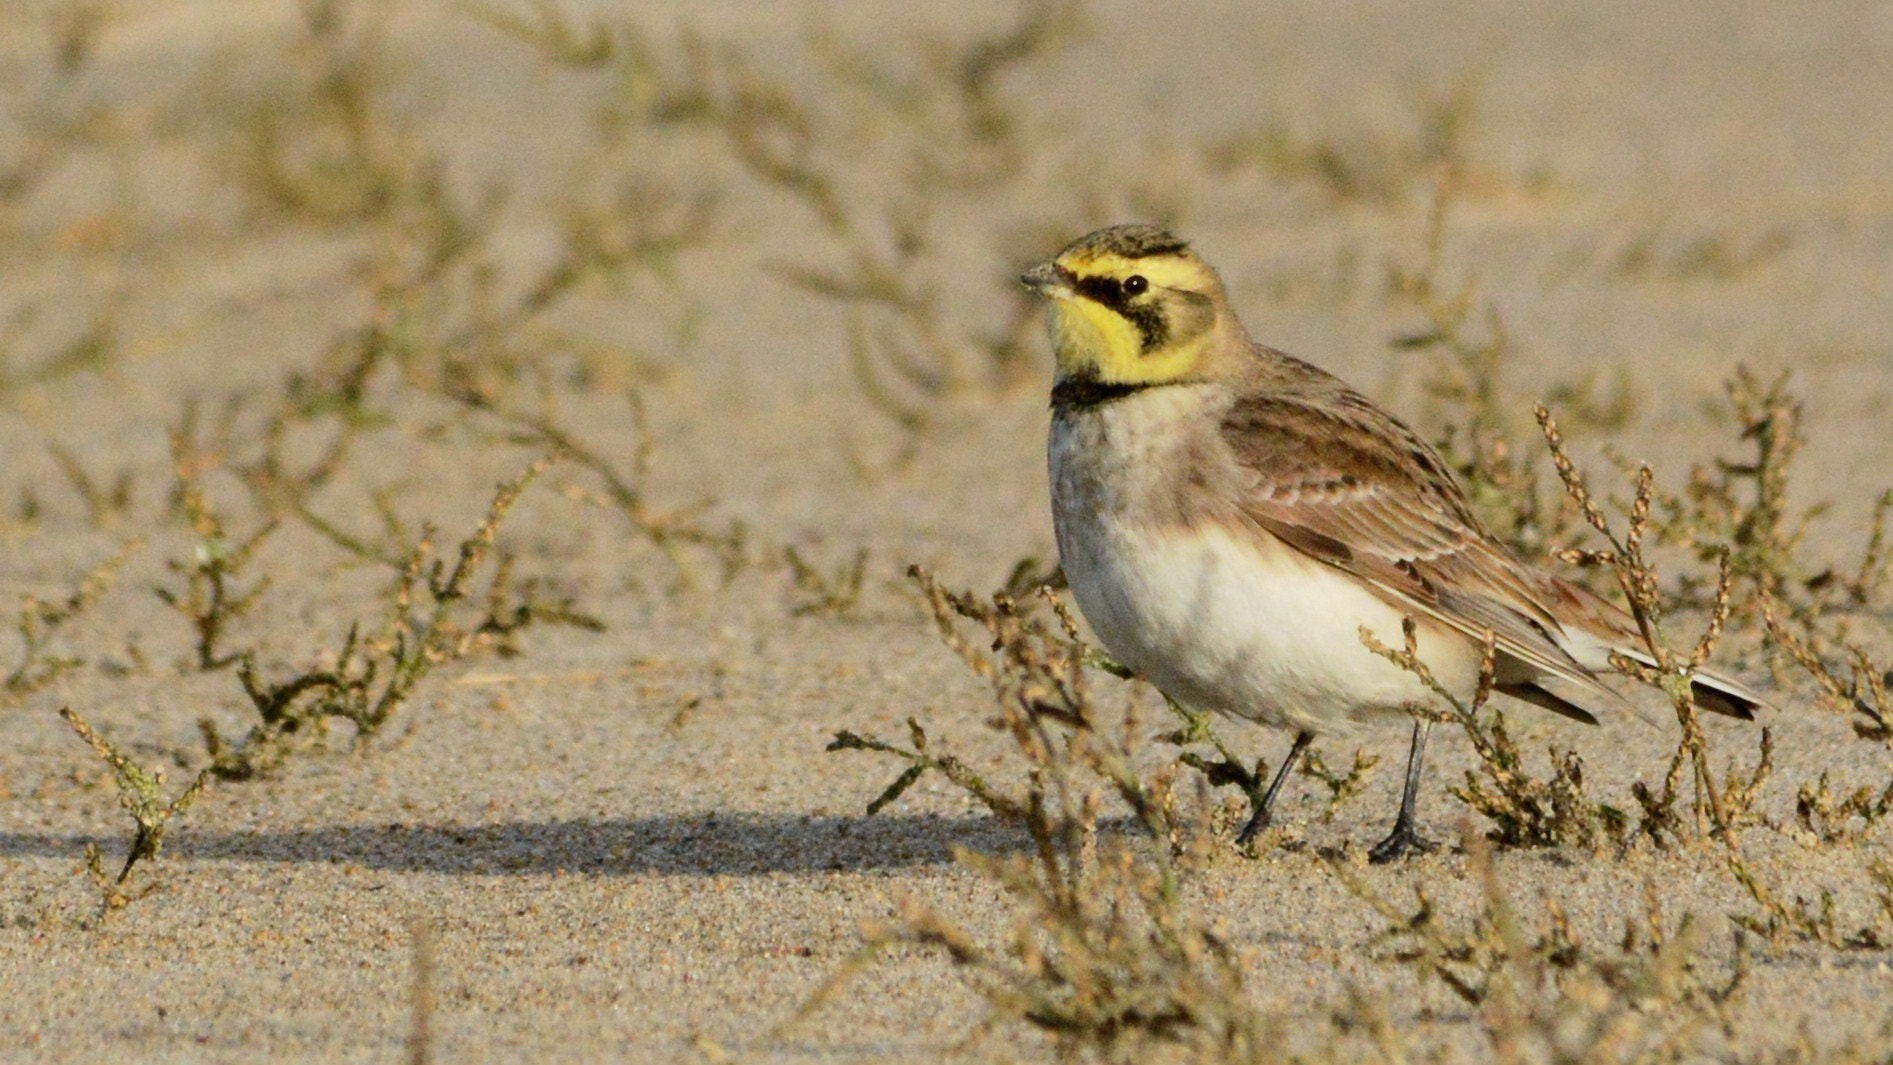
[3,1,1893,1061]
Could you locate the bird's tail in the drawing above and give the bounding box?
[1611,647,1774,719]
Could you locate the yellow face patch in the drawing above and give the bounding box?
[1040,251,1220,387]
[1046,296,1201,384]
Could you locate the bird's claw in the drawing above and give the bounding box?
[1235,806,1271,845]
[1367,817,1438,864]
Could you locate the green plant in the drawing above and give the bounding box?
[60,706,210,914]
[4,540,139,701]
[199,454,602,779]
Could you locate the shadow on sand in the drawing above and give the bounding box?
[0,810,1034,877]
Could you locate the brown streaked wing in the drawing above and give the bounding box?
[1216,388,1617,697]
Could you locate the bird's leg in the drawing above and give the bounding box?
[1236,730,1313,844]
[1368,718,1439,863]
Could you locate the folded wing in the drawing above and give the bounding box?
[1217,373,1770,722]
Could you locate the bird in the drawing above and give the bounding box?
[1020,223,1772,862]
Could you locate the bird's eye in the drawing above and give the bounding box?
[1123,275,1148,296]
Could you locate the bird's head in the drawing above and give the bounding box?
[1021,224,1243,389]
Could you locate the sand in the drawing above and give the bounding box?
[3,1,1892,1061]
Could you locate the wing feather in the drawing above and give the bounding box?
[1217,380,1771,718]
[1218,386,1622,704]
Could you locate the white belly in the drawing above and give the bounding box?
[1062,519,1477,734]
[1048,398,1477,736]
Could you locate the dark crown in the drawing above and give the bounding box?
[1061,223,1190,262]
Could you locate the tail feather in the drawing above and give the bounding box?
[1540,579,1774,721]
[1495,682,1601,725]
[1613,647,1773,720]
[1686,669,1768,720]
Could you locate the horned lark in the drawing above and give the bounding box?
[1022,224,1771,862]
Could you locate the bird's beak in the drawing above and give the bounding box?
[1020,261,1074,298]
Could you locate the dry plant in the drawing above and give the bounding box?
[193,0,721,517]
[834,558,1360,847]
[1296,747,1381,824]
[1695,368,1893,617]
[328,171,708,410]
[783,544,868,618]
[817,566,1274,1062]
[469,0,1103,459]
[212,0,437,227]
[12,484,41,528]
[1389,318,1891,853]
[0,2,124,232]
[199,454,601,779]
[1634,369,1893,841]
[1536,405,1771,841]
[1616,227,1793,283]
[0,303,121,404]
[1359,619,1629,853]
[1202,83,1537,208]
[1638,367,1819,614]
[999,554,1064,599]
[1375,291,1893,1037]
[44,442,134,528]
[460,0,722,130]
[210,15,734,576]
[157,431,277,671]
[1143,690,1378,841]
[1725,852,1893,953]
[720,1,1084,432]
[3,539,139,702]
[0,9,132,396]
[60,706,210,915]
[1762,601,1892,760]
[1156,695,1281,840]
[180,179,733,586]
[1349,399,1780,855]
[457,389,748,586]
[1333,847,1753,1063]
[1792,770,1893,844]
[817,566,1885,1063]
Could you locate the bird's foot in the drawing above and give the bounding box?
[1235,805,1272,846]
[1367,817,1438,864]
